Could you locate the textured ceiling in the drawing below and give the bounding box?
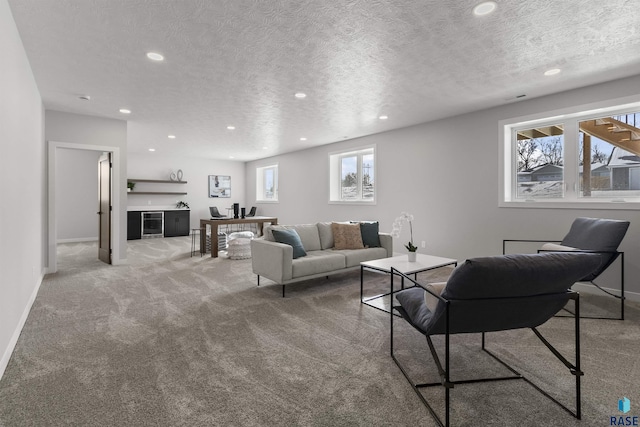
[8,0,640,161]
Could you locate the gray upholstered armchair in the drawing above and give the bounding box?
[503,217,630,320]
[391,252,602,427]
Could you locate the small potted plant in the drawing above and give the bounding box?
[127,182,135,192]
[391,212,418,261]
[176,201,190,209]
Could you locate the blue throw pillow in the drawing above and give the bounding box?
[272,229,307,259]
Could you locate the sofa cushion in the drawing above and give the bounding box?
[272,229,307,259]
[317,222,334,249]
[333,247,388,267]
[291,224,322,251]
[291,250,346,278]
[332,222,365,250]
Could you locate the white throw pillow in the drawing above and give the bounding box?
[540,243,579,252]
[424,282,447,313]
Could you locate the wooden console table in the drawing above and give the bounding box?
[200,216,278,258]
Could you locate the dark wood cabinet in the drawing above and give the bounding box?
[127,211,142,240]
[164,210,190,237]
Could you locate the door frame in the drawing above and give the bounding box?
[98,152,112,264]
[47,141,122,273]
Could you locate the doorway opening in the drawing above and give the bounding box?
[47,142,122,274]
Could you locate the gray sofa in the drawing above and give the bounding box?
[251,222,392,296]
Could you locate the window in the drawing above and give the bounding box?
[256,164,278,202]
[515,124,565,199]
[579,114,640,198]
[500,97,640,208]
[329,146,375,203]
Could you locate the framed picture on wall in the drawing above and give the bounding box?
[209,175,231,198]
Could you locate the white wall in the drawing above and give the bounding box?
[45,110,127,263]
[56,148,101,242]
[246,74,640,298]
[0,0,45,379]
[127,153,246,227]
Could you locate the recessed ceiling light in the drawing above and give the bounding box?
[119,108,131,114]
[227,125,236,130]
[473,2,497,16]
[544,68,562,76]
[263,146,268,149]
[294,92,307,99]
[148,148,156,152]
[300,137,307,141]
[229,156,235,159]
[168,135,176,139]
[146,52,164,61]
[379,115,388,120]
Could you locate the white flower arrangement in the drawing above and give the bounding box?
[391,212,417,252]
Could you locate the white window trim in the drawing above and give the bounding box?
[499,95,640,210]
[256,163,278,203]
[329,144,376,205]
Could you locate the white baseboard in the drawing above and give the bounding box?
[572,282,640,303]
[0,271,44,381]
[57,237,98,244]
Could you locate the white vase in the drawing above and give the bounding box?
[408,251,417,262]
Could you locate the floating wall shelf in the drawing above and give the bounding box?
[128,179,188,184]
[127,178,188,195]
[128,191,187,195]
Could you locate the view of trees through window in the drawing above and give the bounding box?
[515,124,565,199]
[515,111,640,200]
[330,146,375,203]
[340,152,374,200]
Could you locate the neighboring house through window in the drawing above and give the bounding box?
[256,164,278,202]
[329,146,375,203]
[500,97,640,209]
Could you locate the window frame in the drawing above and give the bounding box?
[499,95,640,210]
[256,163,279,203]
[329,145,376,205]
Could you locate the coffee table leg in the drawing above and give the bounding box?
[360,265,364,303]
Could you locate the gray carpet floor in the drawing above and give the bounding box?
[0,237,638,426]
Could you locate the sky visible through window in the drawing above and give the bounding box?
[341,156,375,181]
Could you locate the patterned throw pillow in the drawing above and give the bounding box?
[331,222,365,250]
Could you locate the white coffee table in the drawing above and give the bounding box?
[360,253,457,314]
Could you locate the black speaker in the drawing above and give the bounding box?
[241,207,246,218]
[233,203,239,219]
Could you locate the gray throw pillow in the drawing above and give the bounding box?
[355,221,381,248]
[272,229,307,259]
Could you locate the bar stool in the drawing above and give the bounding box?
[191,228,203,257]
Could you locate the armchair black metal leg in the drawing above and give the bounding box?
[621,252,625,320]
[282,285,285,298]
[575,294,582,418]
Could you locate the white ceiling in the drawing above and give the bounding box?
[8,0,640,161]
